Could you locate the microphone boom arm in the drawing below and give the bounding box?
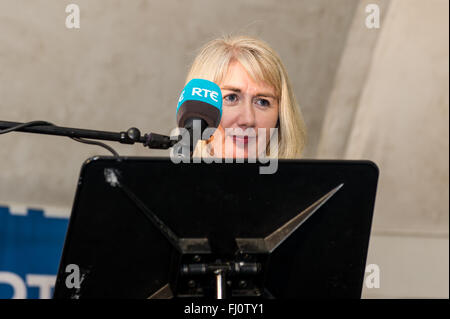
[0,120,179,150]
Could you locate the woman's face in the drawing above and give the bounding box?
[209,61,279,158]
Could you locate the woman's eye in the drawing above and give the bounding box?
[255,98,270,107]
[224,94,238,103]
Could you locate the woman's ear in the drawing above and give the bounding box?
[206,133,215,144]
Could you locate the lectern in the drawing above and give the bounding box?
[53,157,378,299]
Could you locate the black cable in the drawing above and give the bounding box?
[71,137,120,158]
[0,121,55,134]
[0,120,120,157]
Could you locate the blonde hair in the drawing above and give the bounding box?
[186,35,306,158]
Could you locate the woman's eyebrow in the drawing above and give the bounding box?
[221,86,276,99]
[221,86,241,92]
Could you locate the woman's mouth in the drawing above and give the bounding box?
[232,135,255,145]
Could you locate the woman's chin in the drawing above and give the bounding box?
[230,147,260,160]
[212,137,262,159]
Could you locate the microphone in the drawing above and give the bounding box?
[176,79,222,154]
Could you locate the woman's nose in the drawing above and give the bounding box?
[236,100,256,128]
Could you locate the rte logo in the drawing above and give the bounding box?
[191,88,219,103]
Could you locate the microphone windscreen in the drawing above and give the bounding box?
[176,79,222,128]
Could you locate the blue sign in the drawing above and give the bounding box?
[0,205,69,299]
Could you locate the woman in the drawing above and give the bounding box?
[186,35,306,159]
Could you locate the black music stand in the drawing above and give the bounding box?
[53,157,378,299]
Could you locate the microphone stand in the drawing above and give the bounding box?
[0,120,179,151]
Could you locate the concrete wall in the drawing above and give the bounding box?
[317,0,448,298]
[359,0,448,298]
[0,0,448,298]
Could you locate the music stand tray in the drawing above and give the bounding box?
[53,156,379,299]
